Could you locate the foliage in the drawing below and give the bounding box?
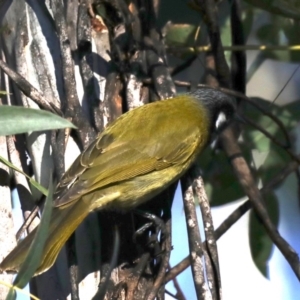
[0,106,76,136]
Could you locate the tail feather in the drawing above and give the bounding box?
[0,198,90,275]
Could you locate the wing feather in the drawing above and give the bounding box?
[54,96,209,208]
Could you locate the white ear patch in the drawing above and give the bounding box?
[215,112,227,129]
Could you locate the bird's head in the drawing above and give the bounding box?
[189,88,236,136]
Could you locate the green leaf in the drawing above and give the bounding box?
[164,24,198,47]
[12,177,54,288]
[0,106,76,136]
[5,288,16,300]
[249,192,279,277]
[0,155,48,196]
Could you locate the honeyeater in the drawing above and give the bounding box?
[0,88,235,275]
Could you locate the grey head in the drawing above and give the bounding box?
[189,88,236,134]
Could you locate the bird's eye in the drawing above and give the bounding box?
[215,112,227,129]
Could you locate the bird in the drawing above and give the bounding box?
[0,87,235,275]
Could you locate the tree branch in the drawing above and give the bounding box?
[0,59,61,115]
[181,175,210,299]
[194,175,221,300]
[222,128,300,280]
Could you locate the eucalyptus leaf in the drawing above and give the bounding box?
[0,106,76,136]
[12,177,53,288]
[0,155,48,196]
[5,288,16,300]
[249,192,279,277]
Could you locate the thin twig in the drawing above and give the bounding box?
[167,263,186,300]
[171,55,198,77]
[146,219,172,300]
[165,289,182,300]
[16,206,40,241]
[272,65,300,104]
[167,44,300,53]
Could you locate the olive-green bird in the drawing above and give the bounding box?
[0,88,235,275]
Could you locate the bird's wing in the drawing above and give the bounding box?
[54,98,207,207]
[54,134,200,207]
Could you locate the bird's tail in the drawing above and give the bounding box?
[0,198,91,275]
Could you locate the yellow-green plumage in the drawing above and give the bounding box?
[0,90,234,275]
